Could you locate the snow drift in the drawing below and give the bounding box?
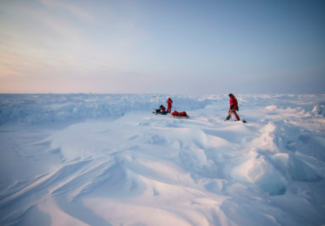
[0,94,325,226]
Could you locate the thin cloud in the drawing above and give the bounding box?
[38,0,96,23]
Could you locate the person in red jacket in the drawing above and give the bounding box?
[226,93,240,121]
[159,105,166,113]
[166,97,173,113]
[154,105,167,115]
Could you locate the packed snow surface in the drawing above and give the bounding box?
[0,94,325,226]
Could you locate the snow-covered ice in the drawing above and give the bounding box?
[0,94,325,226]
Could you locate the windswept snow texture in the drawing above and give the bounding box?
[1,94,325,226]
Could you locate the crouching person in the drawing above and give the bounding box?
[156,105,167,114]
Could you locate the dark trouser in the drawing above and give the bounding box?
[227,108,240,121]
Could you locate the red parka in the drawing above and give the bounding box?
[166,98,173,107]
[166,98,173,113]
[229,94,238,108]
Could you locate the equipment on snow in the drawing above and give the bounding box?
[153,111,168,115]
[171,110,189,118]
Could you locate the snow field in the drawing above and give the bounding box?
[0,94,325,226]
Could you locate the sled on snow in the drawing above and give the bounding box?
[171,111,189,119]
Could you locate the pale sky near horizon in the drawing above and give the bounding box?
[0,0,324,94]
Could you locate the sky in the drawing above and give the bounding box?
[0,0,324,94]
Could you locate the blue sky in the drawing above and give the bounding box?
[0,0,324,94]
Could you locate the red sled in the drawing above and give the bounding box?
[171,110,189,119]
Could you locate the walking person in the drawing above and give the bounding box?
[225,93,240,121]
